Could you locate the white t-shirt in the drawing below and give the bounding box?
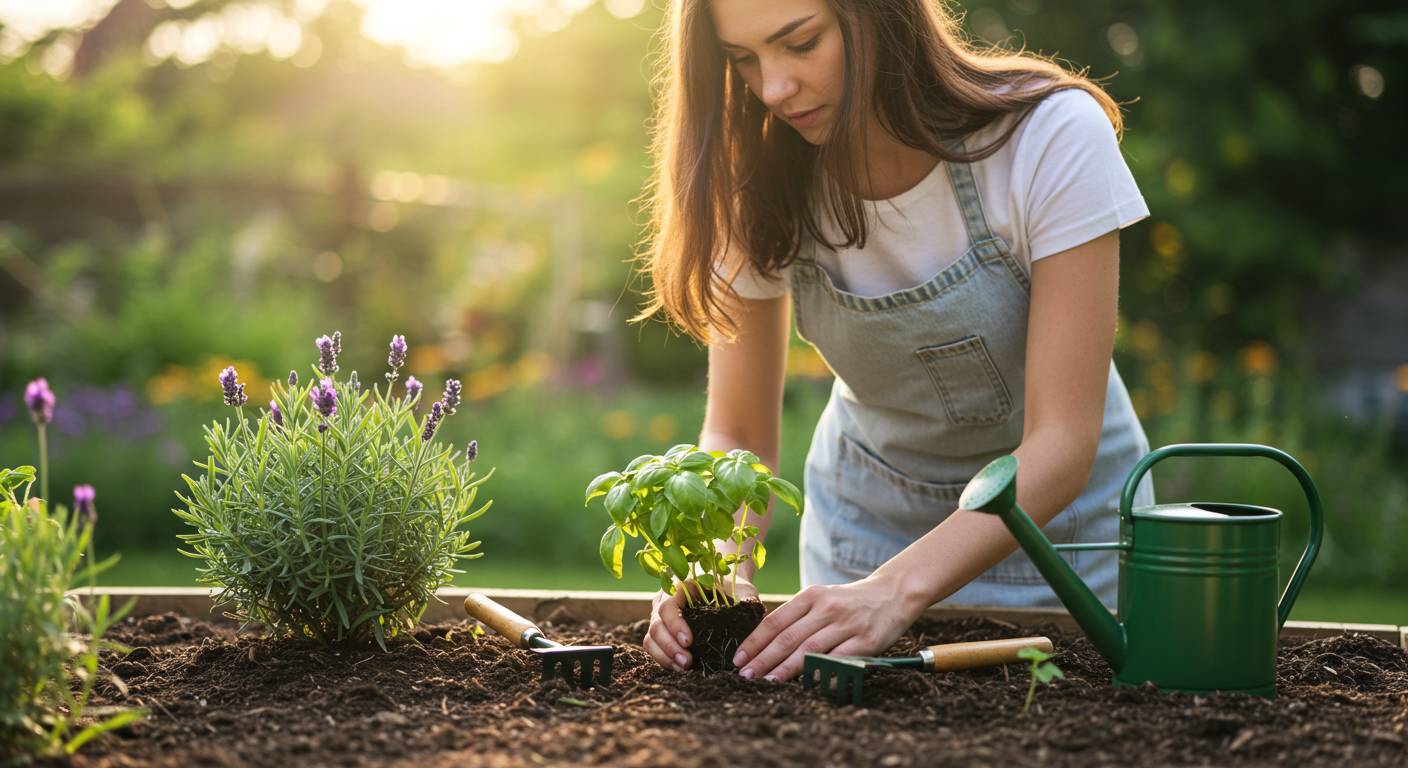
[727,88,1149,299]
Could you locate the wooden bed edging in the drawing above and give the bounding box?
[73,587,1407,649]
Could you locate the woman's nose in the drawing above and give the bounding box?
[759,61,800,110]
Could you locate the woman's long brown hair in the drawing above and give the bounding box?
[635,0,1123,342]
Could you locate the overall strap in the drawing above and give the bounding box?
[943,139,999,245]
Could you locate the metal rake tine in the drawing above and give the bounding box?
[844,671,863,706]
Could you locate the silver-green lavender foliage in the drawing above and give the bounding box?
[174,348,492,649]
[1,467,143,761]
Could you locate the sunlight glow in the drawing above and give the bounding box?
[0,0,646,68]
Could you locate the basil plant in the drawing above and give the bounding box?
[585,445,801,606]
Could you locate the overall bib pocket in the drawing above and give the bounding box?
[915,335,1013,426]
[828,432,963,574]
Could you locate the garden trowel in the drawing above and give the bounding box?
[802,636,1053,706]
[463,593,614,688]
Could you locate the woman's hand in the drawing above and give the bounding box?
[730,575,925,681]
[643,577,759,671]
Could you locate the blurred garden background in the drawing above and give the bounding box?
[0,0,1403,620]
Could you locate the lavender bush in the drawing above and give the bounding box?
[174,333,492,648]
[3,379,143,759]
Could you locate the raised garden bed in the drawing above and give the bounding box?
[69,589,1408,767]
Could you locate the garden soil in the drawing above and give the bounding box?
[68,610,1407,767]
[680,598,766,674]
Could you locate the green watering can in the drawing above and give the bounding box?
[959,443,1324,698]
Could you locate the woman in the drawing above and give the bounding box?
[635,0,1155,682]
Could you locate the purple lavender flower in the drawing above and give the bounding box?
[269,400,284,428]
[310,377,338,419]
[465,439,478,463]
[405,376,423,402]
[421,401,444,442]
[218,366,248,407]
[386,335,408,382]
[288,370,298,388]
[332,331,342,356]
[24,378,55,426]
[349,371,361,393]
[440,379,462,416]
[316,334,339,375]
[73,484,96,525]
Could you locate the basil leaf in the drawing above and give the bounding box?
[648,502,671,539]
[714,459,757,504]
[604,482,635,527]
[751,540,767,570]
[664,471,707,516]
[632,464,674,491]
[583,471,622,505]
[661,543,689,580]
[766,476,803,513]
[599,525,625,579]
[677,451,714,471]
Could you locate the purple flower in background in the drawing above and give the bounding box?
[24,378,55,426]
[421,401,444,442]
[405,376,422,402]
[269,400,284,428]
[73,484,96,525]
[288,370,299,388]
[218,367,248,407]
[48,385,163,442]
[316,334,339,375]
[440,379,462,416]
[465,440,478,463]
[349,371,361,393]
[332,331,342,356]
[386,335,408,381]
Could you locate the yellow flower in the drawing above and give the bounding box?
[602,410,636,440]
[647,413,678,444]
[1237,341,1279,377]
[1184,352,1217,384]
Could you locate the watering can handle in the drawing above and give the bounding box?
[1118,443,1324,629]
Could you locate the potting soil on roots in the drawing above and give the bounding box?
[65,611,1408,767]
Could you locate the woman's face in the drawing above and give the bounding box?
[709,0,846,145]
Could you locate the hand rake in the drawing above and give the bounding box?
[803,635,1053,706]
[463,593,614,688]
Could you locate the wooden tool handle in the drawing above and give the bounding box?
[463,593,540,647]
[923,636,1054,672]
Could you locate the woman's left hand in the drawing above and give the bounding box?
[731,575,925,681]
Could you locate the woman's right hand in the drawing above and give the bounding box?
[644,577,759,671]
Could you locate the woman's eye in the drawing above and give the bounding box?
[731,54,755,66]
[788,35,820,54]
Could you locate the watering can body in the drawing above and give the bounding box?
[960,444,1323,698]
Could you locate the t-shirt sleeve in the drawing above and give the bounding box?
[1015,88,1149,263]
[717,238,790,299]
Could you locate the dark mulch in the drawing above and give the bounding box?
[65,610,1408,767]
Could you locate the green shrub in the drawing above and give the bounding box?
[173,333,492,648]
[0,466,143,762]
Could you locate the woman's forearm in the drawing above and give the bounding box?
[869,427,1098,615]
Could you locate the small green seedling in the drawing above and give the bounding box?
[1018,646,1064,714]
[585,444,802,606]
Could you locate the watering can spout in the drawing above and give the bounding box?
[959,456,1127,673]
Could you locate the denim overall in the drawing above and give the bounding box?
[791,153,1153,608]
